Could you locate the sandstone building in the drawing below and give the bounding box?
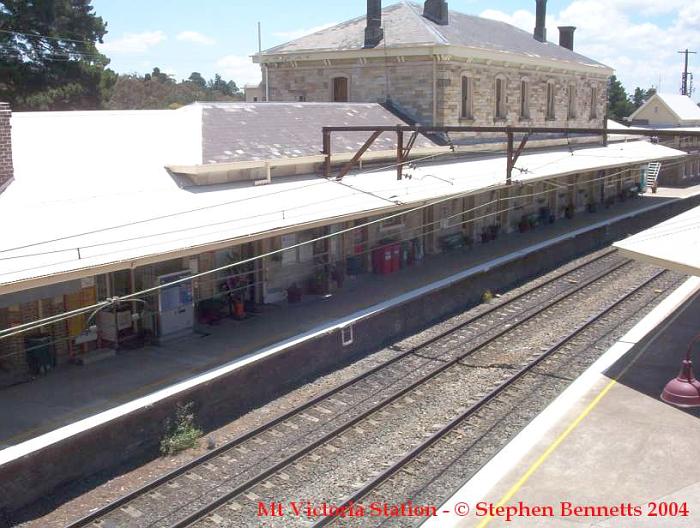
[254,0,613,132]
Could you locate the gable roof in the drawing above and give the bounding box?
[198,102,436,164]
[260,1,609,71]
[655,93,700,122]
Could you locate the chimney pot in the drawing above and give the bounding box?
[0,102,13,194]
[534,0,547,42]
[423,0,449,26]
[364,0,384,48]
[558,26,576,51]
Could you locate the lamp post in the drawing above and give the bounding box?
[661,333,700,408]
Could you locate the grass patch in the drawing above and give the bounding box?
[160,402,203,456]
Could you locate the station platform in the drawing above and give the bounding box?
[424,272,700,527]
[0,186,698,457]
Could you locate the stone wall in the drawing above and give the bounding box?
[265,57,608,131]
[0,103,13,192]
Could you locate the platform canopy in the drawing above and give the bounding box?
[615,205,700,276]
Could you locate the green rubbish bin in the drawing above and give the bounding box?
[25,335,56,376]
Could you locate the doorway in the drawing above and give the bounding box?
[333,77,349,102]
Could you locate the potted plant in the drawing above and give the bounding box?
[308,269,329,295]
[565,204,575,219]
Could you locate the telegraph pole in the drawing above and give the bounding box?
[678,49,697,96]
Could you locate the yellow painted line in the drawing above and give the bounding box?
[475,377,617,528]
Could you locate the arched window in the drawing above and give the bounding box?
[461,76,473,119]
[589,86,598,119]
[568,84,577,119]
[495,77,507,119]
[546,81,556,120]
[332,76,349,102]
[520,79,530,119]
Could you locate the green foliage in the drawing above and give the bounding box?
[106,70,243,110]
[632,86,656,109]
[160,402,203,456]
[607,75,636,121]
[0,0,113,110]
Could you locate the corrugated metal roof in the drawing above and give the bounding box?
[0,112,686,292]
[199,102,435,164]
[263,1,607,70]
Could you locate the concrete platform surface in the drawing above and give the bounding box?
[0,190,691,454]
[423,275,700,528]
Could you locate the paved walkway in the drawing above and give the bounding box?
[424,273,700,528]
[0,189,695,450]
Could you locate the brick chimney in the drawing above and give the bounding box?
[364,0,384,48]
[423,0,449,26]
[558,26,576,51]
[0,103,13,193]
[534,0,547,42]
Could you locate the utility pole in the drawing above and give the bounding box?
[678,49,697,96]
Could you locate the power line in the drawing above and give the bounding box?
[0,158,673,342]
[0,28,98,46]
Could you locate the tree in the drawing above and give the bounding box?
[188,72,206,88]
[632,87,657,109]
[607,76,635,121]
[0,0,113,110]
[106,69,244,110]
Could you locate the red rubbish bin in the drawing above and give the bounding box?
[382,246,393,274]
[391,244,401,272]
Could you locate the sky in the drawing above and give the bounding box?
[92,0,700,100]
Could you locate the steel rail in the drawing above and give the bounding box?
[312,267,670,528]
[169,256,634,528]
[65,249,620,528]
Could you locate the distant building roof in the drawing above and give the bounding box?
[260,1,609,72]
[198,102,436,164]
[629,93,700,125]
[653,93,700,122]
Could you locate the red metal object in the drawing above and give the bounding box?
[391,244,401,272]
[661,333,700,408]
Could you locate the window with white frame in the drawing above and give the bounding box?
[590,86,598,119]
[546,81,556,120]
[461,76,473,119]
[520,80,530,119]
[495,77,507,119]
[568,85,577,119]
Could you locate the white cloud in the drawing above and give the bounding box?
[99,30,167,54]
[176,31,216,46]
[215,54,262,85]
[273,23,336,41]
[481,2,700,100]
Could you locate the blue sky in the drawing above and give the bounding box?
[93,0,699,100]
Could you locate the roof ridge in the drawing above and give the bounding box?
[401,1,449,46]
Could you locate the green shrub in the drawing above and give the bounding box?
[160,402,203,456]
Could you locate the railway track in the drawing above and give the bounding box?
[315,268,681,528]
[68,249,664,528]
